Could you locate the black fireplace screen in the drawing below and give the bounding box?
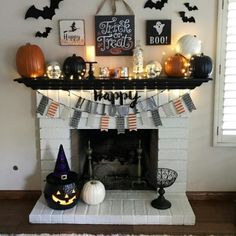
[73,129,158,190]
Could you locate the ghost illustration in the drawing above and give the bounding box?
[153,21,165,35]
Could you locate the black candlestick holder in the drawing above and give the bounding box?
[86,62,97,80]
[151,168,178,210]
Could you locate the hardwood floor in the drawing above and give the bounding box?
[0,192,236,235]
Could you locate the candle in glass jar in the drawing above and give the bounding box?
[86,46,96,62]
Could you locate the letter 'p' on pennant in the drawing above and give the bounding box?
[100,115,109,132]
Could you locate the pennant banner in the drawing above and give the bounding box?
[100,115,110,132]
[36,95,49,115]
[182,93,196,112]
[70,110,82,128]
[162,103,175,117]
[116,116,125,134]
[151,109,162,127]
[47,101,59,118]
[128,113,137,131]
[173,98,185,114]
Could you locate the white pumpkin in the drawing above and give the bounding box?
[146,61,162,78]
[175,34,202,59]
[81,180,105,205]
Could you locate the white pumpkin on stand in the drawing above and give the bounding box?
[175,34,202,59]
[81,180,106,205]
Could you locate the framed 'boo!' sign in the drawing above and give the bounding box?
[95,15,135,56]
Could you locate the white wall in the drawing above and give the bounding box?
[0,0,235,191]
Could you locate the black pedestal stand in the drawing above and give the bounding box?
[151,187,171,210]
[86,62,97,80]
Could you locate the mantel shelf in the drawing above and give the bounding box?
[14,76,212,90]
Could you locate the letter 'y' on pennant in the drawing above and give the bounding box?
[100,115,109,132]
[36,95,49,115]
[182,93,196,112]
[128,113,137,131]
[151,109,162,127]
[173,98,185,114]
[116,116,125,134]
[70,110,82,128]
[46,101,59,118]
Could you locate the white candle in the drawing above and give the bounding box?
[86,45,96,62]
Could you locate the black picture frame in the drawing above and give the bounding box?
[95,15,135,56]
[146,20,171,45]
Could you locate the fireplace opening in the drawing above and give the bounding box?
[72,129,158,190]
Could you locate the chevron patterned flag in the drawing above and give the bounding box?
[116,116,125,134]
[162,103,175,117]
[36,95,49,115]
[182,93,196,112]
[46,101,59,118]
[151,109,162,127]
[70,110,82,128]
[60,106,71,120]
[173,98,185,114]
[128,113,137,131]
[100,115,109,132]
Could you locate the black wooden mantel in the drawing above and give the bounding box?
[14,77,212,90]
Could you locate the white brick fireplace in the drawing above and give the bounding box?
[30,89,195,225]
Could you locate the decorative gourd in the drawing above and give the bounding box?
[189,53,213,78]
[62,54,86,79]
[16,43,45,78]
[175,35,202,59]
[164,54,189,77]
[81,180,105,205]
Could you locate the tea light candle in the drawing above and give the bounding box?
[86,45,96,62]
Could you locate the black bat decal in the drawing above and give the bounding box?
[178,11,196,23]
[25,0,63,20]
[144,0,168,10]
[35,27,52,38]
[184,3,198,11]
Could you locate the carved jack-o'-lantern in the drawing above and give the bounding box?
[43,145,79,210]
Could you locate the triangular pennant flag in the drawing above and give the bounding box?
[60,106,71,120]
[147,97,157,110]
[116,116,125,134]
[128,113,137,131]
[117,106,129,117]
[173,98,185,114]
[151,109,162,127]
[182,93,196,112]
[84,100,92,113]
[100,115,110,132]
[109,105,117,117]
[47,101,59,118]
[70,110,82,128]
[36,95,49,115]
[86,114,96,127]
[138,100,148,112]
[92,102,99,114]
[162,103,175,117]
[140,111,149,125]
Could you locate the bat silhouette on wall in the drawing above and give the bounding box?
[144,0,168,10]
[184,3,198,11]
[25,0,63,20]
[178,11,196,23]
[35,27,52,38]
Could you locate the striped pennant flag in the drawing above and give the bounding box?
[173,98,185,114]
[128,113,137,131]
[36,95,49,115]
[151,109,162,127]
[100,115,109,132]
[116,116,125,134]
[46,101,59,118]
[182,93,196,112]
[70,110,82,128]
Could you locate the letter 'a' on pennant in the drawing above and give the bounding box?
[128,113,137,131]
[46,101,59,118]
[116,116,125,134]
[173,98,185,114]
[182,93,196,112]
[36,95,49,115]
[151,109,162,127]
[100,115,109,132]
[70,110,82,128]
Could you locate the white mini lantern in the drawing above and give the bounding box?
[81,180,106,205]
[175,35,202,59]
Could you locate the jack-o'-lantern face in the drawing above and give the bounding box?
[44,182,79,210]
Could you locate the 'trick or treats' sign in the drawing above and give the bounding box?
[95,15,135,56]
[146,20,171,45]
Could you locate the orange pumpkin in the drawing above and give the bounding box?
[16,43,45,78]
[164,54,189,77]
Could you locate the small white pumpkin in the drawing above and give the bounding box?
[175,34,202,59]
[81,180,105,205]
